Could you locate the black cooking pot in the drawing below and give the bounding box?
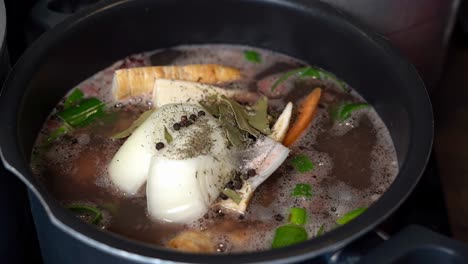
[0,0,433,263]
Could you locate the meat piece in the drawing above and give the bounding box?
[167,231,215,253]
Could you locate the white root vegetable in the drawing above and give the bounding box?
[219,137,290,213]
[268,102,293,142]
[112,64,241,100]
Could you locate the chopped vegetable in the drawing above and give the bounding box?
[63,89,84,109]
[269,102,293,142]
[336,207,367,225]
[282,88,322,146]
[57,98,105,128]
[221,95,260,137]
[113,64,242,100]
[47,123,72,143]
[222,188,242,204]
[247,96,270,134]
[219,137,290,214]
[332,102,370,122]
[292,183,313,198]
[289,207,307,225]
[316,224,325,236]
[111,109,155,139]
[164,126,173,144]
[67,204,103,225]
[271,67,307,92]
[271,224,308,249]
[290,154,315,173]
[271,66,347,92]
[244,50,261,63]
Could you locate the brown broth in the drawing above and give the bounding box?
[31,44,398,253]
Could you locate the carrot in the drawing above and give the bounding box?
[282,88,322,147]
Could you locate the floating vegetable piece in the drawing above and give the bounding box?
[67,204,103,225]
[247,96,270,134]
[244,50,261,63]
[290,154,315,173]
[222,189,242,204]
[57,98,105,128]
[111,109,155,139]
[271,224,308,249]
[47,123,72,143]
[153,79,239,109]
[289,207,307,225]
[167,230,215,253]
[112,64,242,100]
[316,224,325,236]
[221,95,260,137]
[332,102,369,122]
[164,126,173,144]
[283,88,322,147]
[271,67,307,92]
[292,183,313,198]
[219,137,290,214]
[336,207,367,225]
[271,66,347,92]
[269,102,293,142]
[63,89,84,109]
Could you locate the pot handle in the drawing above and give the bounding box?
[358,225,468,263]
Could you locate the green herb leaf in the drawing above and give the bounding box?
[111,109,155,139]
[289,207,307,225]
[271,66,348,92]
[272,224,308,249]
[290,154,315,173]
[247,96,271,134]
[244,50,261,63]
[332,102,370,122]
[57,98,105,128]
[47,123,73,143]
[67,204,103,225]
[316,224,325,236]
[336,207,367,225]
[219,103,244,147]
[63,89,84,109]
[271,67,308,92]
[221,95,260,137]
[292,183,313,198]
[164,126,173,144]
[222,188,242,204]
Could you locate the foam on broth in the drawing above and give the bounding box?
[30,44,398,253]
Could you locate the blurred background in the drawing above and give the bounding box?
[1,0,468,263]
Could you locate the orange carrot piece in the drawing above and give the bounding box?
[282,88,322,147]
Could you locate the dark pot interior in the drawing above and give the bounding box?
[0,0,433,263]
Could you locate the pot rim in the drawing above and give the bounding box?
[0,0,433,263]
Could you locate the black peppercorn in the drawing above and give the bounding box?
[173,123,181,130]
[247,169,256,177]
[180,115,188,122]
[198,110,205,117]
[185,120,193,127]
[189,114,197,121]
[155,142,165,150]
[226,181,234,189]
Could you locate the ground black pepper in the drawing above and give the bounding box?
[189,114,197,121]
